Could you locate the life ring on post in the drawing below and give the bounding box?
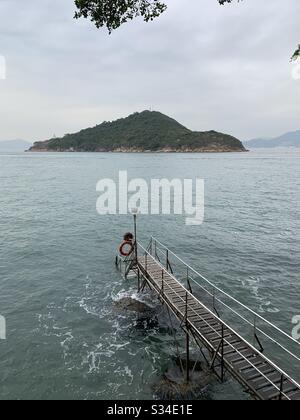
[119,241,134,257]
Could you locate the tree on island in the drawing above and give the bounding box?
[74,0,299,60]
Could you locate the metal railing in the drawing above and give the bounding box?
[115,252,135,279]
[135,238,300,399]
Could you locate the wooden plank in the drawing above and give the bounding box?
[286,389,300,400]
[250,372,283,391]
[186,304,208,312]
[242,365,275,382]
[191,313,217,324]
[177,300,201,307]
[226,349,257,365]
[191,317,219,327]
[148,270,170,277]
[166,288,187,296]
[224,344,248,357]
[239,359,266,371]
[204,330,232,342]
[200,324,224,335]
[164,284,184,291]
[178,305,203,314]
[192,321,221,334]
[219,335,241,346]
[233,355,265,371]
[262,381,298,400]
[208,332,233,343]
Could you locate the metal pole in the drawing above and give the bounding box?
[133,214,138,264]
[185,291,190,384]
[279,374,284,400]
[221,324,225,382]
[166,250,169,270]
[138,270,140,292]
[186,332,190,384]
[187,267,192,293]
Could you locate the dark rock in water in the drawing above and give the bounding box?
[173,354,203,373]
[114,297,154,314]
[133,316,159,330]
[153,356,213,400]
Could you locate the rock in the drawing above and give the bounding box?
[153,356,213,400]
[114,297,154,314]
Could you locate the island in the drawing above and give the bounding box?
[29,111,246,153]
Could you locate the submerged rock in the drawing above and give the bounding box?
[133,316,159,330]
[153,356,212,400]
[114,297,154,314]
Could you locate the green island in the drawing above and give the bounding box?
[29,110,246,153]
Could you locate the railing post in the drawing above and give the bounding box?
[145,253,148,273]
[161,270,164,297]
[279,374,284,400]
[185,291,188,321]
[185,291,190,384]
[221,324,225,382]
[186,332,190,384]
[166,250,169,271]
[253,315,264,353]
[187,267,192,293]
[138,270,141,292]
[133,213,138,264]
[212,287,220,318]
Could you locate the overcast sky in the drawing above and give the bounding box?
[0,0,299,142]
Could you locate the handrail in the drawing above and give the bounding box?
[153,244,300,365]
[136,243,300,399]
[151,237,300,349]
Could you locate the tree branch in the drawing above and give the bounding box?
[73,0,299,60]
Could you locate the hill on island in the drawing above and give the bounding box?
[245,130,300,148]
[29,111,246,153]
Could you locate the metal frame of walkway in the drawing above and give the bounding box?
[116,236,300,401]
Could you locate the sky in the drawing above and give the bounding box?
[0,0,299,142]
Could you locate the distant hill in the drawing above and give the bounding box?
[245,131,300,148]
[0,139,32,152]
[29,111,246,153]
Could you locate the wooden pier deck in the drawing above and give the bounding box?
[135,251,300,401]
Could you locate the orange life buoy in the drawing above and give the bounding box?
[119,241,134,257]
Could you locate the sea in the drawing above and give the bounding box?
[0,150,299,400]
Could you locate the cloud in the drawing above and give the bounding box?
[0,0,299,141]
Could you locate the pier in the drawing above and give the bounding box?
[116,236,300,400]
